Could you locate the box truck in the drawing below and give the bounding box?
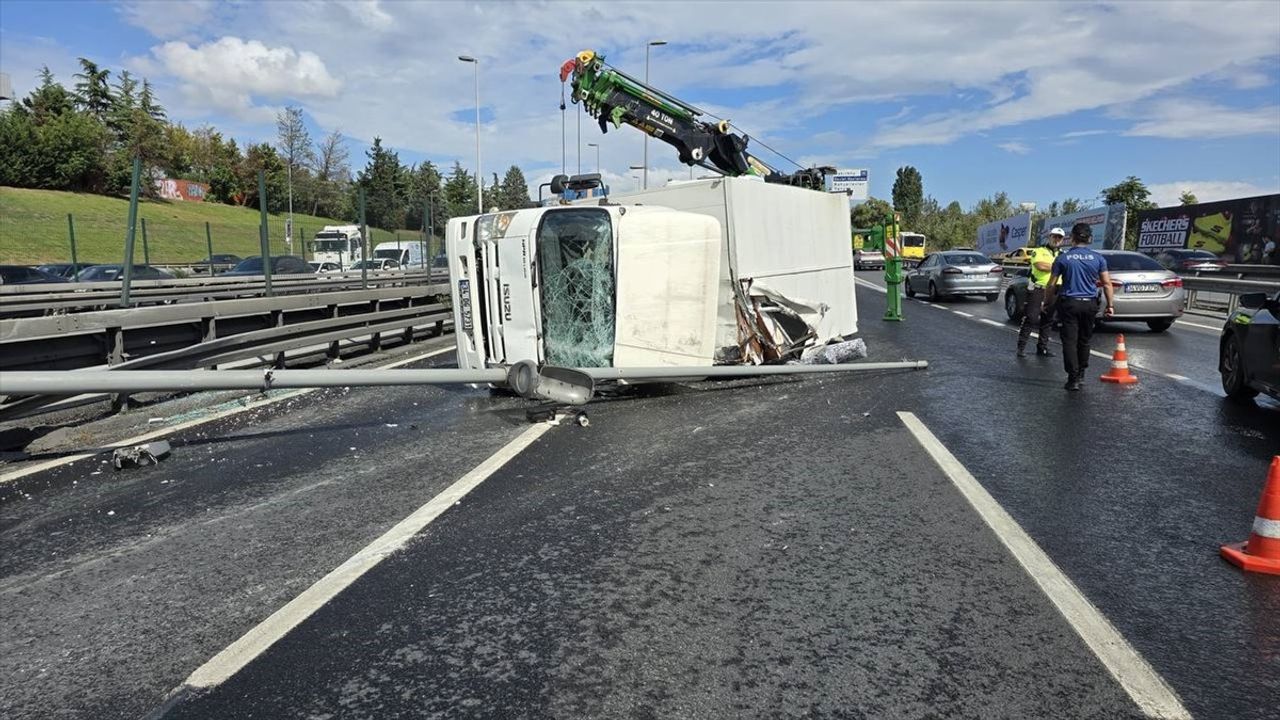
[446,176,857,372]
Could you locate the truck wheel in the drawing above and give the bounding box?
[1220,335,1257,401]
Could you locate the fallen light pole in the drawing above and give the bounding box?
[0,360,928,407]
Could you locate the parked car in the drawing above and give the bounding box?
[199,254,242,265]
[35,262,93,279]
[350,258,401,271]
[75,264,174,282]
[853,249,885,271]
[1003,250,1185,332]
[309,261,342,273]
[904,251,1003,301]
[1220,291,1279,403]
[219,256,314,276]
[0,265,65,285]
[1155,248,1227,273]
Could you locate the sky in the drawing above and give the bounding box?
[1,0,1278,209]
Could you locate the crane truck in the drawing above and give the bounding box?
[447,50,857,375]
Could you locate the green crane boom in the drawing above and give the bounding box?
[560,50,833,190]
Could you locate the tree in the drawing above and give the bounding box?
[1100,176,1156,249]
[498,165,531,210]
[276,106,315,228]
[21,67,74,123]
[355,137,408,229]
[1060,197,1085,215]
[311,128,351,218]
[892,165,924,227]
[1179,190,1198,206]
[72,58,112,122]
[442,161,477,224]
[851,196,895,230]
[404,161,442,233]
[240,142,288,212]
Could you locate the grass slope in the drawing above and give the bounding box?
[0,187,432,265]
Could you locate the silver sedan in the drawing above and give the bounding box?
[904,251,1004,301]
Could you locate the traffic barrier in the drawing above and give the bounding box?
[1099,334,1139,384]
[1220,457,1280,575]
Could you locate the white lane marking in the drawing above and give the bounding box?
[0,346,456,485]
[854,278,887,294]
[1166,373,1189,382]
[953,311,974,318]
[979,318,1005,327]
[1170,318,1221,332]
[897,412,1191,720]
[181,420,552,689]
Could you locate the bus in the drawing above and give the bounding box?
[899,232,926,262]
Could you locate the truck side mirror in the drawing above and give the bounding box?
[549,174,569,195]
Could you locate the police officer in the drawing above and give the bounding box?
[1016,227,1065,357]
[1043,222,1115,391]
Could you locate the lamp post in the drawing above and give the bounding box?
[587,142,600,173]
[458,55,482,214]
[643,40,667,190]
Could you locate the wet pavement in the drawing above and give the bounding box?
[2,282,1277,719]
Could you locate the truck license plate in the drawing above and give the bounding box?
[1125,283,1159,293]
[458,279,473,331]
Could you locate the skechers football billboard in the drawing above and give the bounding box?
[1135,193,1280,264]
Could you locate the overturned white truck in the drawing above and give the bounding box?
[446,176,857,372]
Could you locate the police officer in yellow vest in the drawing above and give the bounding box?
[1016,227,1065,357]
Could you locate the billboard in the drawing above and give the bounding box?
[1037,204,1127,250]
[158,178,208,202]
[1135,193,1280,264]
[977,213,1032,256]
[826,169,869,201]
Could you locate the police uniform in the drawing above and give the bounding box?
[1016,243,1060,357]
[1052,246,1109,385]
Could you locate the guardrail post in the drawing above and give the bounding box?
[141,218,150,266]
[108,325,130,412]
[370,299,382,352]
[358,188,370,290]
[201,316,217,343]
[66,213,80,281]
[327,303,341,362]
[205,222,214,275]
[121,157,142,308]
[258,170,274,298]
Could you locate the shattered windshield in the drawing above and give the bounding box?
[537,209,615,367]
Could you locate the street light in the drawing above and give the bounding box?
[458,55,482,214]
[643,40,667,190]
[587,142,600,173]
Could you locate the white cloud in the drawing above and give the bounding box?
[1121,100,1280,139]
[997,141,1030,155]
[148,37,341,119]
[1147,180,1280,208]
[1061,130,1108,138]
[118,0,214,40]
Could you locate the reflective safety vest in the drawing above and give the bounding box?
[1029,246,1058,286]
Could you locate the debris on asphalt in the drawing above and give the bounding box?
[111,440,171,471]
[799,338,869,365]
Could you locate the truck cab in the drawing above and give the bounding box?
[310,225,365,269]
[448,205,722,371]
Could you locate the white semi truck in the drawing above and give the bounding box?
[447,176,856,372]
[309,225,367,269]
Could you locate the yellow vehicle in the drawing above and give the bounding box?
[1000,247,1035,265]
[899,232,926,261]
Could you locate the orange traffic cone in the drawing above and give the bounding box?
[1221,456,1280,575]
[1099,334,1139,384]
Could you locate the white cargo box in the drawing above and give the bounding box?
[603,176,857,354]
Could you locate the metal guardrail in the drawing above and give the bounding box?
[0,282,453,420]
[1182,275,1280,315]
[0,269,447,318]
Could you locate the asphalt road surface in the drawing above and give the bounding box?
[2,281,1277,719]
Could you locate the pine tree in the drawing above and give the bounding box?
[891,166,924,228]
[72,58,112,122]
[356,137,408,229]
[499,165,531,210]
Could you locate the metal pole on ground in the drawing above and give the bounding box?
[120,157,142,307]
[258,170,273,298]
[421,197,428,269]
[205,222,214,275]
[67,213,78,281]
[141,218,150,266]
[358,187,369,289]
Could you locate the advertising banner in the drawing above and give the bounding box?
[826,169,869,201]
[977,213,1031,256]
[1037,204,1126,249]
[1135,193,1280,264]
[158,178,208,202]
